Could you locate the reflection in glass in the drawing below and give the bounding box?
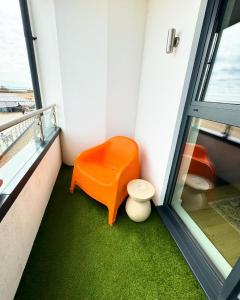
[172,117,240,277]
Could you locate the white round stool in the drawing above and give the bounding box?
[125,179,155,222]
[182,174,213,212]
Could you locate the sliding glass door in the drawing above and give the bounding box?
[164,0,240,297]
[171,117,240,278]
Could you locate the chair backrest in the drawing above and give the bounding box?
[105,136,138,168]
[184,142,215,181]
[184,143,207,159]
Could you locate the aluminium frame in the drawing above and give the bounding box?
[159,0,240,298]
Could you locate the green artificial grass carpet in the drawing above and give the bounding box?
[15,165,206,300]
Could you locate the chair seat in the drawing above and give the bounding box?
[76,162,119,185]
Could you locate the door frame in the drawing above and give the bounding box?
[159,0,240,298]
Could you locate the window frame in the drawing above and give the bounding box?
[19,0,42,109]
[161,0,240,298]
[189,0,240,128]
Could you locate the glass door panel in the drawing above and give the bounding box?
[171,117,240,277]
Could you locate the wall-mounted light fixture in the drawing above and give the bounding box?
[166,28,180,54]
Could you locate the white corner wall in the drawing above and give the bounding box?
[135,0,207,205]
[54,0,108,165]
[106,0,147,138]
[29,0,147,165]
[0,137,61,300]
[28,0,66,132]
[30,0,108,165]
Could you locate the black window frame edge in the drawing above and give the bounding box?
[157,0,240,299]
[19,0,42,109]
[156,206,224,299]
[0,128,61,223]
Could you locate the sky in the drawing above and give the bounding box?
[0,0,32,89]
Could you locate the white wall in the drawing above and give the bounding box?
[29,0,147,165]
[53,0,108,165]
[30,0,108,165]
[28,0,66,132]
[135,0,207,205]
[0,137,61,300]
[106,0,147,138]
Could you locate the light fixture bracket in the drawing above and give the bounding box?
[166,28,180,54]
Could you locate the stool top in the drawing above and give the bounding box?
[127,179,155,202]
[184,174,212,191]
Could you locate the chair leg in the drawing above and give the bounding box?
[108,207,118,225]
[70,175,76,193]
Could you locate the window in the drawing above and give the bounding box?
[0,0,41,123]
[195,0,240,105]
[0,0,47,213]
[163,0,240,298]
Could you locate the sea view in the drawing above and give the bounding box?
[204,22,240,104]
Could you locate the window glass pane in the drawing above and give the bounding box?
[199,119,227,136]
[202,0,240,104]
[172,117,240,278]
[0,0,35,124]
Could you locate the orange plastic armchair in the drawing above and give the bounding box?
[70,136,140,225]
[184,143,215,182]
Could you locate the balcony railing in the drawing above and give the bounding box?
[0,104,56,140]
[0,104,60,221]
[0,117,35,157]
